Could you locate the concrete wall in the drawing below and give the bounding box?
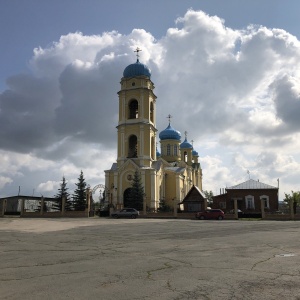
[21,210,89,218]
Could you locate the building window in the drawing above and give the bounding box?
[174,145,178,156]
[151,136,155,160]
[129,99,138,119]
[128,135,137,158]
[219,202,226,209]
[184,151,187,162]
[260,195,269,209]
[150,102,154,123]
[245,195,255,209]
[167,144,171,156]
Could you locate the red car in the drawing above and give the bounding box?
[195,209,225,220]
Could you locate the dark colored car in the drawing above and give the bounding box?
[111,208,139,219]
[195,209,225,220]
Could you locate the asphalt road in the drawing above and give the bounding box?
[0,218,300,300]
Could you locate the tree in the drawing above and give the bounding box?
[73,170,87,211]
[127,171,144,210]
[158,198,171,212]
[203,190,214,206]
[54,176,72,211]
[283,190,300,214]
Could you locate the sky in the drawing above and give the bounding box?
[1,0,300,201]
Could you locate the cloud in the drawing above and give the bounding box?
[1,10,300,199]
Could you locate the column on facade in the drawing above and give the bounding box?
[234,198,238,220]
[150,169,157,211]
[204,198,207,210]
[40,197,44,216]
[86,188,91,217]
[173,174,181,216]
[143,194,147,215]
[20,199,25,216]
[260,198,265,219]
[113,173,118,207]
[1,199,7,217]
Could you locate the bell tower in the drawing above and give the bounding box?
[117,48,157,167]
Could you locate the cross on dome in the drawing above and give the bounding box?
[167,114,173,125]
[134,47,142,62]
[184,131,188,139]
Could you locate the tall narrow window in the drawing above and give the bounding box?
[184,151,187,162]
[128,135,138,158]
[129,100,138,119]
[167,144,171,156]
[245,195,255,209]
[260,195,269,209]
[151,136,155,160]
[174,145,178,156]
[150,102,154,123]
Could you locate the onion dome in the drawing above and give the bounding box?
[159,124,181,141]
[192,150,199,156]
[180,138,193,149]
[123,59,151,78]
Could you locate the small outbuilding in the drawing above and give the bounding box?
[179,185,207,212]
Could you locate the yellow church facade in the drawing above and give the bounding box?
[105,51,202,211]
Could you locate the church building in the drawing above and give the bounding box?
[105,49,203,211]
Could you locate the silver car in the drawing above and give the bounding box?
[111,208,139,219]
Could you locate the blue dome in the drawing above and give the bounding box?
[192,150,199,156]
[159,124,181,141]
[180,138,193,149]
[123,59,151,78]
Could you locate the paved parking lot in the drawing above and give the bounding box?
[1,218,300,300]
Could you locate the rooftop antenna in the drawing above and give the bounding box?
[167,114,173,125]
[247,170,250,179]
[134,47,142,62]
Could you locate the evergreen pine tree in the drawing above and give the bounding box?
[73,170,87,211]
[127,171,144,210]
[54,176,72,211]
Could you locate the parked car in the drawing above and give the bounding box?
[111,208,139,219]
[195,209,225,220]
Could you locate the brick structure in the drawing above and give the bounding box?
[212,179,279,213]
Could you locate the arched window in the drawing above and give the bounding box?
[128,135,137,158]
[150,102,154,123]
[184,151,187,162]
[151,136,155,160]
[167,144,171,156]
[174,145,178,156]
[129,100,138,119]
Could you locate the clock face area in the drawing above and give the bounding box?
[127,174,133,181]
